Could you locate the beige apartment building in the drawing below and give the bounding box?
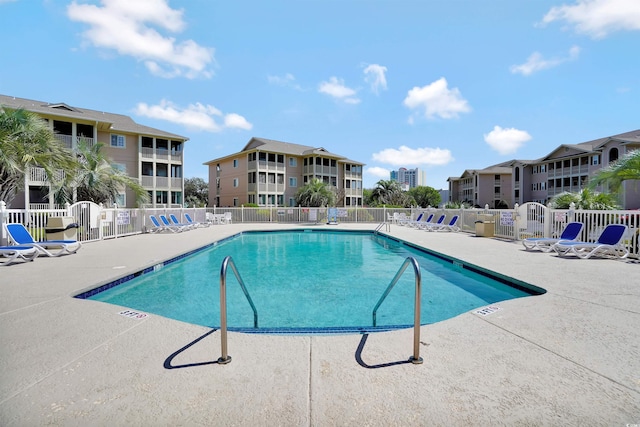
[205,137,365,207]
[448,129,640,209]
[1,94,188,209]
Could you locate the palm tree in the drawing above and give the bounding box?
[59,139,149,206]
[549,188,619,210]
[370,179,411,207]
[295,178,336,207]
[0,107,76,205]
[588,149,640,192]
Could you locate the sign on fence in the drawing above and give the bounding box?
[500,212,515,226]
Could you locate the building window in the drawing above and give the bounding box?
[233,178,239,187]
[115,193,125,206]
[592,155,600,165]
[171,191,182,205]
[233,198,238,207]
[609,148,619,163]
[289,177,297,187]
[112,163,126,173]
[289,197,295,206]
[233,159,238,168]
[289,158,297,167]
[110,134,125,148]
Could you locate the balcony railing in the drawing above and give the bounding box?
[27,166,66,184]
[54,134,95,150]
[141,147,183,161]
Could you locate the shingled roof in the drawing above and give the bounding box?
[0,94,188,140]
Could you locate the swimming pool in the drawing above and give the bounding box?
[78,230,543,333]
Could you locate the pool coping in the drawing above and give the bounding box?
[73,228,545,333]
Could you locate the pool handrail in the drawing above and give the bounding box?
[372,256,423,364]
[218,255,258,364]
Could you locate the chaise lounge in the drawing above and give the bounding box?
[522,222,584,252]
[0,245,39,265]
[5,223,82,257]
[551,224,629,259]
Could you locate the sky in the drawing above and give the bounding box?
[1,0,639,191]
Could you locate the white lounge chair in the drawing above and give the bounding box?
[551,224,629,259]
[522,222,584,252]
[4,223,82,257]
[0,245,39,265]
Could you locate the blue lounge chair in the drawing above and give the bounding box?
[159,214,189,232]
[412,213,434,228]
[552,224,629,259]
[405,212,426,228]
[522,222,584,252]
[428,215,460,232]
[148,215,166,233]
[419,214,445,230]
[169,214,196,230]
[0,245,39,265]
[5,223,82,257]
[184,213,210,228]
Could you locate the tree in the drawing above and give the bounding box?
[369,179,412,207]
[407,186,441,208]
[0,107,76,205]
[549,188,619,210]
[60,140,149,206]
[588,149,640,193]
[184,177,209,207]
[295,178,336,207]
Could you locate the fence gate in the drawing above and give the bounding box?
[516,202,549,239]
[69,201,102,242]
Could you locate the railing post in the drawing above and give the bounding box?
[114,203,119,239]
[218,257,232,364]
[0,201,7,246]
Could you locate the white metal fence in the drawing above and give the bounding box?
[1,201,638,258]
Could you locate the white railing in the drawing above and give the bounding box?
[1,201,638,258]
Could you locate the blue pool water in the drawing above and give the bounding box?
[81,230,542,333]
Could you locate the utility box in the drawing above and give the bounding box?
[475,214,495,237]
[45,217,78,241]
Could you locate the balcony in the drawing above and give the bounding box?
[141,147,183,162]
[27,166,66,185]
[140,176,183,189]
[54,134,95,150]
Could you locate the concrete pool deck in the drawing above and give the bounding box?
[1,223,639,425]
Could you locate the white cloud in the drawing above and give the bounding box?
[67,0,214,79]
[403,77,471,120]
[318,77,360,104]
[134,100,252,132]
[510,46,581,76]
[366,166,391,180]
[541,0,640,39]
[363,64,388,94]
[267,73,302,90]
[484,126,532,155]
[372,146,454,167]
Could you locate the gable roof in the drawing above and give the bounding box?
[540,129,640,160]
[205,137,364,165]
[0,94,188,141]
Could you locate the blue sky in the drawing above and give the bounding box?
[1,0,638,190]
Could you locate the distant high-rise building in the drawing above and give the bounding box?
[390,167,427,189]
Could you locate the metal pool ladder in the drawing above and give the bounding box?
[218,256,258,364]
[372,256,423,364]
